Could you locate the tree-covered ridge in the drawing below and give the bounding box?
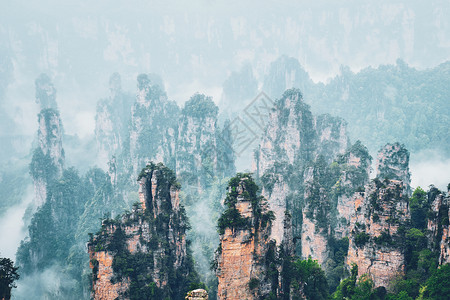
[261,56,450,155]
[314,60,450,155]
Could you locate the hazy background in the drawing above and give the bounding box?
[1,0,450,260]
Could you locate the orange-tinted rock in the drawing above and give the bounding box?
[89,251,129,300]
[216,175,274,300]
[347,179,409,289]
[88,163,193,299]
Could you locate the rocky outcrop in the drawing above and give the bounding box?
[89,251,129,300]
[299,141,372,271]
[427,191,450,265]
[334,141,372,239]
[262,55,314,100]
[345,144,412,289]
[176,94,220,190]
[375,143,411,194]
[30,75,65,207]
[88,163,198,300]
[36,109,64,175]
[94,75,235,295]
[255,88,349,249]
[315,114,350,163]
[215,174,275,300]
[129,74,179,175]
[301,160,334,266]
[346,178,409,289]
[175,93,235,289]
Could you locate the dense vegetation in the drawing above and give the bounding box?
[182,93,219,119]
[264,57,450,155]
[217,173,275,235]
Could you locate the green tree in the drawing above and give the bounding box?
[290,257,329,300]
[0,257,20,300]
[409,187,428,229]
[421,263,450,300]
[333,264,358,300]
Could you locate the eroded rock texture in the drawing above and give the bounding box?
[215,174,276,300]
[376,142,411,194]
[427,191,450,265]
[129,74,179,175]
[30,75,65,207]
[254,89,349,249]
[346,178,410,288]
[88,163,199,300]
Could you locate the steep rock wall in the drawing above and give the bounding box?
[427,192,450,265]
[347,179,409,288]
[255,89,349,249]
[88,163,197,300]
[129,74,179,175]
[95,73,134,166]
[216,174,275,300]
[346,143,412,289]
[30,75,64,207]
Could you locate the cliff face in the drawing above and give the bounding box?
[30,75,65,207]
[346,179,409,288]
[94,75,235,295]
[346,144,411,289]
[334,141,372,239]
[254,88,424,291]
[129,74,179,175]
[215,174,275,300]
[255,89,349,249]
[176,94,220,191]
[37,109,64,174]
[427,191,450,264]
[375,142,411,194]
[88,163,198,300]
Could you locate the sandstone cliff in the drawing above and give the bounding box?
[88,162,200,300]
[254,88,349,250]
[346,143,411,289]
[346,178,410,288]
[427,190,450,265]
[254,88,421,291]
[215,174,276,300]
